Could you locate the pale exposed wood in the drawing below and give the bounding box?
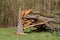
[21,9,49,29]
[23,9,32,17]
[23,20,48,29]
[21,10,27,17]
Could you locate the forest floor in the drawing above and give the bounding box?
[0,28,60,40]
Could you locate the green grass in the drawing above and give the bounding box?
[0,28,60,40]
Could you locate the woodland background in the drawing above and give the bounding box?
[0,0,60,28]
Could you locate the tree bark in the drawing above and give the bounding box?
[16,6,24,34]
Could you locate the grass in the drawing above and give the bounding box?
[0,28,60,40]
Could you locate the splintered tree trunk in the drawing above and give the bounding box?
[16,6,24,34]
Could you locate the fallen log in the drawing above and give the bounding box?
[23,15,60,24]
[21,10,49,29]
[21,9,60,30]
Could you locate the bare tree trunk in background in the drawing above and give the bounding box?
[47,0,52,14]
[16,6,24,34]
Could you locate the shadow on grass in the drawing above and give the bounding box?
[24,24,51,34]
[24,24,60,37]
